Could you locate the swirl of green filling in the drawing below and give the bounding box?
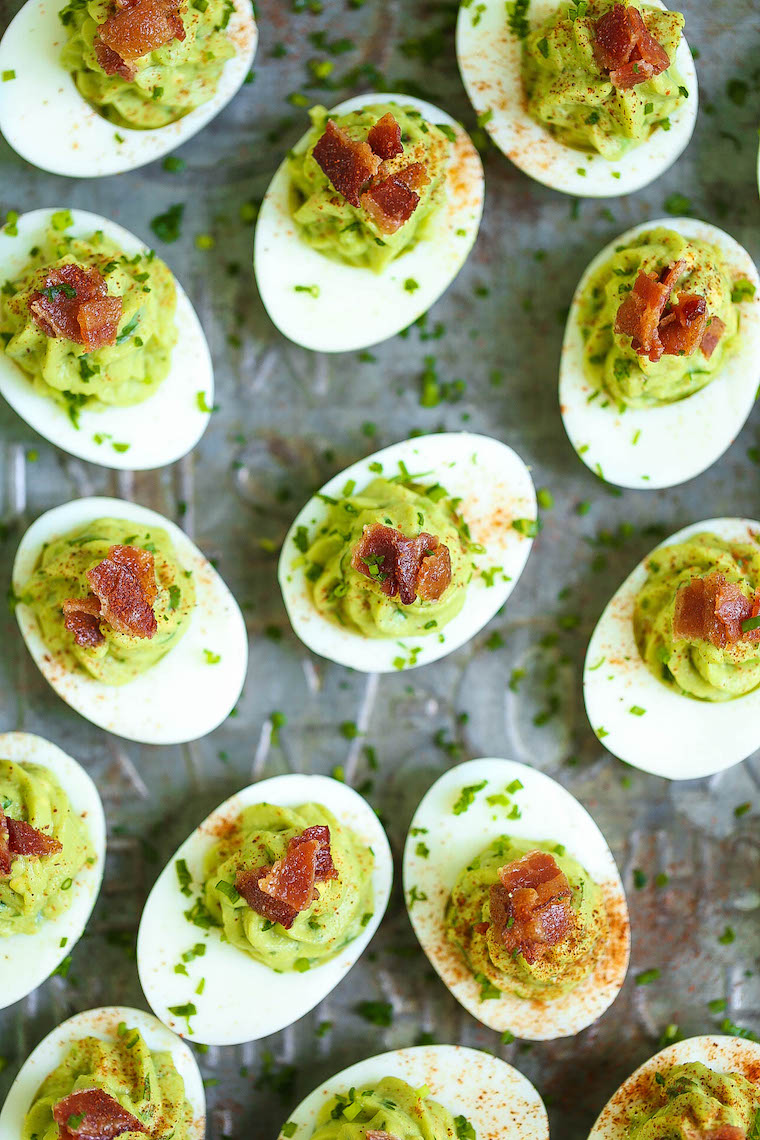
[0,222,177,418]
[0,759,93,937]
[634,533,760,701]
[307,1076,459,1140]
[628,1062,760,1138]
[202,803,374,972]
[522,0,686,160]
[59,0,236,130]
[22,1024,193,1140]
[301,477,471,639]
[287,103,452,273]
[578,226,741,408]
[21,518,195,687]
[444,836,607,1001]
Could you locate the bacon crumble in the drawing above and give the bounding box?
[615,260,724,363]
[593,3,670,89]
[367,1133,402,1140]
[63,595,105,648]
[63,545,158,648]
[0,808,63,879]
[28,264,122,352]
[312,113,430,232]
[52,1088,147,1140]
[95,0,185,80]
[489,850,575,964]
[351,523,452,606]
[698,1129,747,1140]
[235,825,338,930]
[312,119,382,207]
[361,164,430,236]
[673,571,760,649]
[367,112,404,160]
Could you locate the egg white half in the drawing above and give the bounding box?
[278,432,536,673]
[588,1034,760,1140]
[403,757,630,1040]
[456,0,697,197]
[276,1044,548,1140]
[584,517,760,779]
[0,0,256,177]
[0,1006,206,1139]
[12,495,248,744]
[254,91,484,353]
[0,208,213,470]
[137,773,393,1046]
[560,217,760,489]
[0,731,105,1012]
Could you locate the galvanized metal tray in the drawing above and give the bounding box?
[0,0,758,1135]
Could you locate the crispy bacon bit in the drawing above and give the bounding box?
[236,866,299,929]
[292,825,339,882]
[86,544,158,640]
[312,119,382,207]
[593,3,670,88]
[367,1134,402,1140]
[236,825,339,930]
[94,40,136,80]
[658,292,708,358]
[614,259,713,363]
[698,1129,746,1140]
[259,836,320,913]
[700,315,726,359]
[0,808,63,876]
[28,263,122,352]
[53,1088,147,1140]
[673,572,760,649]
[351,523,453,606]
[0,813,10,878]
[415,541,452,601]
[63,595,105,648]
[4,813,63,858]
[489,850,574,965]
[95,0,185,79]
[367,112,404,160]
[360,162,431,235]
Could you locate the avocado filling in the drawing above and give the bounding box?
[445,836,608,1001]
[0,759,93,936]
[0,223,177,418]
[522,0,686,160]
[288,103,451,273]
[201,802,374,972]
[59,0,236,130]
[22,1024,193,1140]
[22,518,195,687]
[301,476,471,639]
[634,533,760,701]
[579,226,742,408]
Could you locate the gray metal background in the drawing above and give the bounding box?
[0,0,758,1135]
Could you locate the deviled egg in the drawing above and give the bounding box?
[560,218,760,488]
[276,1044,548,1140]
[0,731,105,1011]
[138,773,392,1045]
[588,1034,760,1139]
[254,92,484,352]
[0,207,213,470]
[278,432,536,673]
[584,517,760,779]
[0,0,256,177]
[13,496,247,744]
[403,758,630,1040]
[457,0,697,197]
[0,1006,205,1140]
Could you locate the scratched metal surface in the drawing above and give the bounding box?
[0,0,759,1135]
